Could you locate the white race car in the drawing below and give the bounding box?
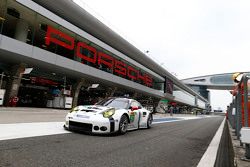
[64,97,153,134]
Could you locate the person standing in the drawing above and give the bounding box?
[169,105,174,116]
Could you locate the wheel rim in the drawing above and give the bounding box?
[120,118,128,132]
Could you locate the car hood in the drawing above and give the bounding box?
[71,105,115,115]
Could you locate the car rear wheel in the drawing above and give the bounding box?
[147,114,153,129]
[119,115,129,134]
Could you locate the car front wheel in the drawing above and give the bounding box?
[147,114,153,129]
[119,115,129,134]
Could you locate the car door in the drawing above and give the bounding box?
[136,101,150,128]
[128,101,140,129]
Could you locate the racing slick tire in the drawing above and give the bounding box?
[119,115,129,135]
[147,113,153,129]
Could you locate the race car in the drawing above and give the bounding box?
[64,97,153,134]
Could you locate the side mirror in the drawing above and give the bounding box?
[130,106,139,111]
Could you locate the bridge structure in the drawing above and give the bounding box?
[181,72,247,104]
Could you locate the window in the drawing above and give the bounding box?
[97,98,129,109]
[1,0,35,43]
[130,101,141,108]
[33,14,58,53]
[0,0,7,34]
[55,26,76,60]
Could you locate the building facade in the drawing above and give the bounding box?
[0,0,207,110]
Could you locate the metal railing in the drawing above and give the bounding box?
[227,73,250,159]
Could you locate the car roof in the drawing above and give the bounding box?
[108,97,133,101]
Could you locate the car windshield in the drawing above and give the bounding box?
[96,98,129,109]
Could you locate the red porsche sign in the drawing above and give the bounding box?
[45,26,152,87]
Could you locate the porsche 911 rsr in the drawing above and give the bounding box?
[64,97,153,134]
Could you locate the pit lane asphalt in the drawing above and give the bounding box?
[0,116,224,167]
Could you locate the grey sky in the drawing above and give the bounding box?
[74,0,249,110]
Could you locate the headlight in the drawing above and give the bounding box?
[70,106,79,113]
[103,109,115,118]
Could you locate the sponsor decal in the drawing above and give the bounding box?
[165,77,173,94]
[109,117,115,132]
[30,77,58,86]
[76,114,90,119]
[45,26,153,87]
[130,111,135,122]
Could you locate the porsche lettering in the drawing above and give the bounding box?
[45,26,152,87]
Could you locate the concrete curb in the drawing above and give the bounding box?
[197,117,226,167]
[0,107,70,112]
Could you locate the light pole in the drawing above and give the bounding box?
[0,72,4,89]
[63,76,67,93]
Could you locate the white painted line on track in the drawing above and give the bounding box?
[0,122,70,141]
[152,116,207,124]
[152,119,184,124]
[197,117,226,167]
